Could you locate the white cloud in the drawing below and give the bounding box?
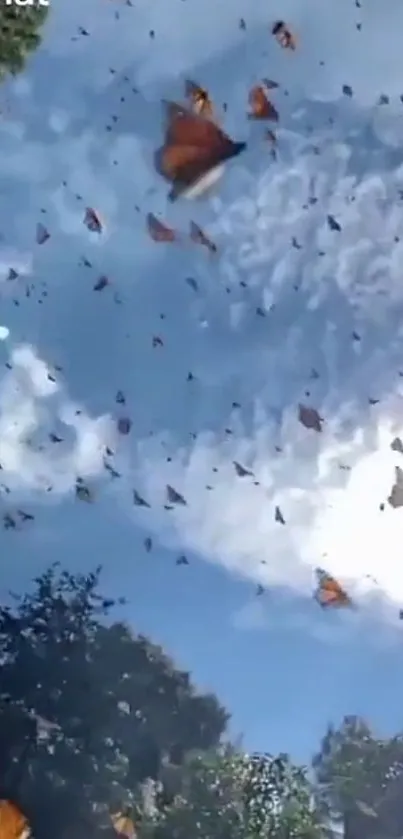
[0,341,115,497]
[131,121,403,620]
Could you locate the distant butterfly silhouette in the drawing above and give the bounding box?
[154,100,246,201]
[189,220,217,252]
[314,567,352,609]
[36,223,50,245]
[84,207,103,233]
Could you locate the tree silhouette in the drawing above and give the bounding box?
[0,564,228,838]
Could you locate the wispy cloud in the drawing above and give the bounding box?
[133,117,403,617]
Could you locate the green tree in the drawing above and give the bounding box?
[0,4,48,79]
[0,564,228,838]
[139,748,323,839]
[313,715,403,839]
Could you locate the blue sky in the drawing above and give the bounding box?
[2,0,403,763]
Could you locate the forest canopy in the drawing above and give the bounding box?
[0,565,401,839]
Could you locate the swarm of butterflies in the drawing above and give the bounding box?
[11,14,389,617]
[145,24,357,614]
[143,21,298,241]
[1,3,393,618]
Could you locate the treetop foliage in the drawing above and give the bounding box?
[0,564,228,838]
[0,4,48,79]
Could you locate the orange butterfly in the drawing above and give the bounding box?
[146,213,177,243]
[248,85,279,121]
[111,812,136,838]
[185,80,214,121]
[272,21,297,50]
[0,800,30,839]
[154,100,246,201]
[189,220,217,253]
[314,568,352,609]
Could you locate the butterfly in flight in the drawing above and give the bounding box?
[314,567,353,609]
[272,20,297,50]
[154,100,246,201]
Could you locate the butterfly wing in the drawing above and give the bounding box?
[162,102,232,150]
[155,143,222,188]
[146,213,176,242]
[185,79,200,99]
[0,800,30,839]
[189,221,217,252]
[314,570,351,608]
[36,223,49,245]
[155,143,206,180]
[157,103,246,199]
[248,85,265,118]
[162,100,189,144]
[262,78,279,90]
[316,584,340,608]
[315,567,328,583]
[248,85,279,121]
[111,813,136,838]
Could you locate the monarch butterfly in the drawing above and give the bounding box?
[185,80,214,121]
[248,85,279,121]
[314,567,352,609]
[36,222,50,245]
[0,800,30,839]
[84,207,103,233]
[146,213,177,243]
[154,100,246,201]
[272,21,296,50]
[111,812,136,838]
[298,404,323,432]
[189,220,217,252]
